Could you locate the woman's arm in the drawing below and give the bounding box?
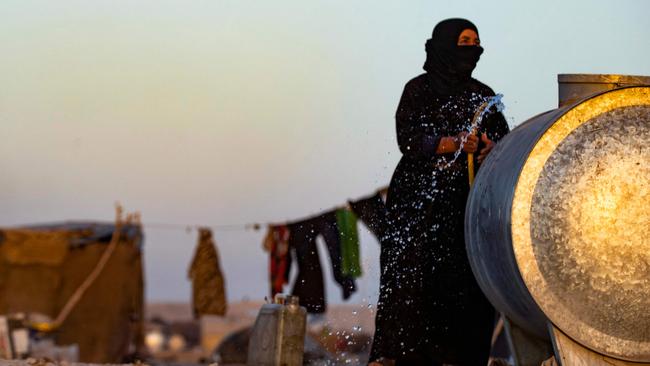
[437,133,479,154]
[395,81,477,158]
[485,111,510,143]
[477,111,510,162]
[436,136,459,154]
[395,81,440,159]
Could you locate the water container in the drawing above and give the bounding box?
[465,78,650,362]
[247,295,307,366]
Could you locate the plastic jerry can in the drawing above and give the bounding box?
[247,295,307,366]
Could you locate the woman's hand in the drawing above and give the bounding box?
[457,131,479,153]
[369,358,395,366]
[477,133,495,163]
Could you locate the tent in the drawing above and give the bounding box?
[0,222,145,363]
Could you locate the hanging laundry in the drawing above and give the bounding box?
[336,209,362,278]
[188,228,227,318]
[262,228,274,252]
[288,220,326,313]
[349,191,388,241]
[288,212,358,313]
[314,212,356,299]
[263,225,292,298]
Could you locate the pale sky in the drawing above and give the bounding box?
[1,0,649,304]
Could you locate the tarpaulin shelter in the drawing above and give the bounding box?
[0,222,145,363]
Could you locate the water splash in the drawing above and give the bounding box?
[471,93,505,131]
[444,94,505,169]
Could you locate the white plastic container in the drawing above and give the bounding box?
[247,295,307,366]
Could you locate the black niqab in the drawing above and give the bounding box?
[423,18,484,94]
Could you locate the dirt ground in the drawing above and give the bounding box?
[145,301,374,365]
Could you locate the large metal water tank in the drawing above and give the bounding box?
[465,74,650,362]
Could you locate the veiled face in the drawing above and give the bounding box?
[457,29,480,46]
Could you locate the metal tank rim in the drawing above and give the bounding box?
[558,73,650,84]
[557,74,650,107]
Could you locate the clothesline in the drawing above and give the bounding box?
[140,186,388,233]
[143,222,263,232]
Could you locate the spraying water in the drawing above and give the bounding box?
[443,93,505,170]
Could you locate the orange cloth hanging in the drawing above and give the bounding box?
[188,228,227,317]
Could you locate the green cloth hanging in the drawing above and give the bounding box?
[336,208,362,278]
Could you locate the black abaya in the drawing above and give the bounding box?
[370,19,511,365]
[370,75,510,365]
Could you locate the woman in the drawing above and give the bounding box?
[370,19,510,365]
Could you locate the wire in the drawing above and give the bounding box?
[143,222,263,232]
[139,186,388,233]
